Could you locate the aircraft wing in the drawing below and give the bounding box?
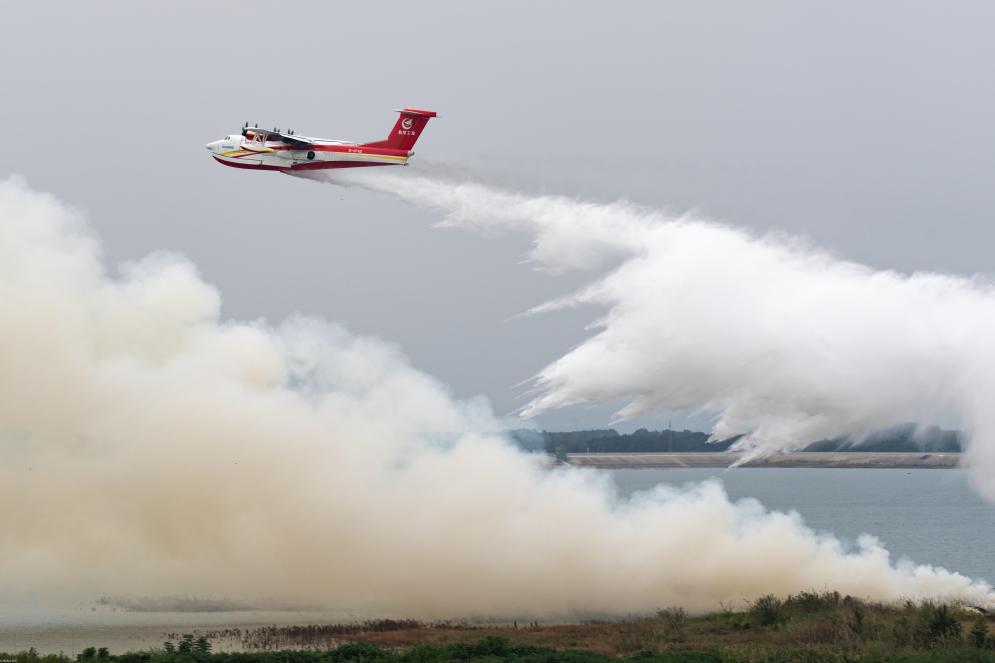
[270,131,313,146]
[243,127,314,146]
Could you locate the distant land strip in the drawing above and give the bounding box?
[509,423,965,458]
[564,451,961,469]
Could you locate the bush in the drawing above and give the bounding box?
[784,591,841,615]
[464,636,511,657]
[893,613,913,647]
[656,607,688,642]
[913,603,963,648]
[848,601,867,638]
[751,594,784,627]
[193,638,211,656]
[328,642,389,661]
[971,615,990,648]
[177,636,194,655]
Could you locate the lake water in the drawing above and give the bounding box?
[3,468,993,654]
[0,609,355,656]
[609,468,995,585]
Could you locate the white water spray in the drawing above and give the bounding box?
[313,165,995,501]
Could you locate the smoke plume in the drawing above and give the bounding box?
[317,165,995,502]
[1,175,993,616]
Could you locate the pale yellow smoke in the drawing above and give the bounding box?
[0,177,991,617]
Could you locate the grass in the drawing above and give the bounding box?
[5,593,995,662]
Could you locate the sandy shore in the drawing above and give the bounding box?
[565,451,961,469]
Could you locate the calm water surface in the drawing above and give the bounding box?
[609,467,995,584]
[0,610,355,656]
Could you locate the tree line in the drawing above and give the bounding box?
[508,423,963,454]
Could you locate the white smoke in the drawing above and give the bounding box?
[315,165,995,501]
[1,175,993,616]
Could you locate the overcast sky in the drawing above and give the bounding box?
[3,1,994,431]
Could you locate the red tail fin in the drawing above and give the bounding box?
[363,108,437,151]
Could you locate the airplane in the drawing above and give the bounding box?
[205,108,437,172]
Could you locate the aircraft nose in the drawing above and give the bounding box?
[206,141,216,151]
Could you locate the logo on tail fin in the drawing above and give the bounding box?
[362,108,436,150]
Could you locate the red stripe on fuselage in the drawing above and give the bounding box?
[213,156,286,171]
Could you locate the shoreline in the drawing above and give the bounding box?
[9,596,987,659]
[564,451,961,469]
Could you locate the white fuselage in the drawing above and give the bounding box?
[205,131,410,172]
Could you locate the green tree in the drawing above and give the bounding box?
[77,647,96,661]
[162,643,175,654]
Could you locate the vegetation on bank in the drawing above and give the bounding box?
[509,423,962,455]
[5,594,995,663]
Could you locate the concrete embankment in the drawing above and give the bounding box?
[565,451,961,469]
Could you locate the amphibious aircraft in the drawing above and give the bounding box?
[205,108,437,172]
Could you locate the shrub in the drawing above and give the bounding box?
[892,614,913,647]
[177,636,194,655]
[613,630,651,654]
[464,636,510,657]
[328,642,389,661]
[913,602,962,648]
[848,601,866,638]
[751,594,784,627]
[785,590,841,615]
[970,615,989,648]
[656,607,688,642]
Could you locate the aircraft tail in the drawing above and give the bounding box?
[363,108,437,151]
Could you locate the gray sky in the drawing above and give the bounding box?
[3,0,994,431]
